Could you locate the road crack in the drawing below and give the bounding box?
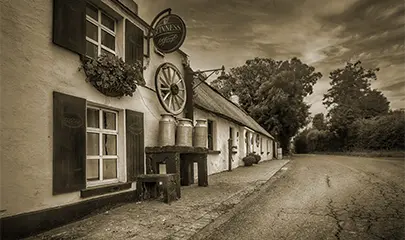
[327,199,343,240]
[326,175,331,188]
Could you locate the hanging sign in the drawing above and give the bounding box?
[153,14,186,54]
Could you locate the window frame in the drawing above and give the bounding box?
[85,3,117,58]
[86,106,119,187]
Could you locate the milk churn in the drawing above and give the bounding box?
[159,113,176,146]
[176,118,193,146]
[194,119,207,148]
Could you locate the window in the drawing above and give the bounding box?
[85,4,116,58]
[86,107,119,186]
[207,120,214,150]
[229,127,234,141]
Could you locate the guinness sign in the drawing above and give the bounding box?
[153,14,186,54]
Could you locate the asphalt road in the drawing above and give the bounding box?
[203,155,405,240]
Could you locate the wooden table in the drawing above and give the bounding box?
[145,146,209,198]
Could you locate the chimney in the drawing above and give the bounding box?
[229,94,240,106]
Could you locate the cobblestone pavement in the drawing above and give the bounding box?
[204,154,405,240]
[25,159,289,240]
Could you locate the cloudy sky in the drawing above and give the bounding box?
[137,0,404,115]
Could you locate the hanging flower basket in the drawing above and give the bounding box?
[80,54,145,98]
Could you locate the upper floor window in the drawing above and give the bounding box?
[85,4,116,58]
[53,1,145,70]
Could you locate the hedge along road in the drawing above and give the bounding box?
[202,154,405,240]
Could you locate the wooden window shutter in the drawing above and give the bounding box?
[53,92,86,195]
[53,0,86,55]
[126,110,144,182]
[125,20,144,67]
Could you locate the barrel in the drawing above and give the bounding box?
[158,113,176,146]
[194,119,207,148]
[176,118,193,146]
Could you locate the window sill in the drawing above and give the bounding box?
[208,150,221,154]
[81,182,131,198]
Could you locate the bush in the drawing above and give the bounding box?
[242,156,255,166]
[295,111,405,153]
[348,111,405,150]
[248,152,261,164]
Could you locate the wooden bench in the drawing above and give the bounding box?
[136,174,179,204]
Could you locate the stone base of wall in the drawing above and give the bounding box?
[1,190,137,240]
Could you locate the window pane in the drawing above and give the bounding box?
[86,41,98,59]
[103,159,117,179]
[87,133,99,155]
[103,111,116,130]
[86,4,98,20]
[86,159,99,181]
[86,21,98,41]
[103,134,117,155]
[87,108,99,128]
[101,30,115,50]
[101,13,115,31]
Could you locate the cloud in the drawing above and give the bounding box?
[137,0,405,113]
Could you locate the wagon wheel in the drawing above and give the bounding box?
[155,63,187,115]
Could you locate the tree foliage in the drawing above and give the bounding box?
[211,57,322,153]
[323,61,389,147]
[312,113,327,130]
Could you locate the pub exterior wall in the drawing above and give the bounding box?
[0,0,186,218]
[193,108,274,176]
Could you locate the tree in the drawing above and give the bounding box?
[312,113,327,130]
[211,57,322,154]
[323,61,389,148]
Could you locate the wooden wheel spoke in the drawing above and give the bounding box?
[176,94,184,102]
[159,76,170,87]
[167,68,173,84]
[171,70,177,84]
[174,95,181,109]
[168,95,173,109]
[162,68,171,85]
[162,92,170,102]
[175,77,183,85]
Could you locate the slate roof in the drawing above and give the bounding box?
[193,80,275,139]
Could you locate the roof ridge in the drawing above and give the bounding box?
[193,76,274,139]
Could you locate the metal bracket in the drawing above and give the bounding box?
[145,8,172,58]
[192,65,225,90]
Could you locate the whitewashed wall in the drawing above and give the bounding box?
[193,108,243,175]
[0,0,186,218]
[193,108,275,177]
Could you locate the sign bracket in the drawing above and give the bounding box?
[145,8,172,58]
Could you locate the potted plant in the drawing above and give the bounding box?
[242,155,255,166]
[80,54,145,97]
[248,152,261,164]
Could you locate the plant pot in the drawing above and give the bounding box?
[96,87,125,97]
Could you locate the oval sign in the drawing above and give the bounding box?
[63,113,83,128]
[153,14,186,54]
